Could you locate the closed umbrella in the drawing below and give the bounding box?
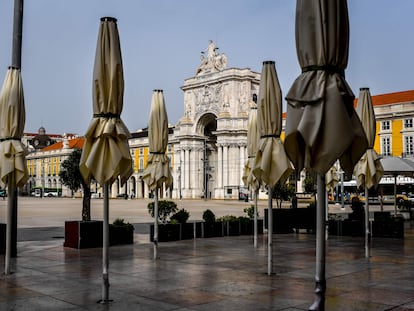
[252,61,291,275]
[354,88,384,258]
[0,67,28,274]
[79,17,132,303]
[242,99,260,248]
[284,1,367,310]
[142,89,172,260]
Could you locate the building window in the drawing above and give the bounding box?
[404,118,413,129]
[404,135,413,156]
[139,158,144,171]
[381,136,391,156]
[381,120,391,131]
[139,148,143,155]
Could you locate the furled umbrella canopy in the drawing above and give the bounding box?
[354,88,384,189]
[79,17,132,303]
[253,61,291,187]
[242,106,260,192]
[80,17,132,185]
[0,67,28,188]
[142,89,172,260]
[284,0,367,177]
[0,67,28,274]
[252,61,291,275]
[353,88,383,258]
[242,104,260,248]
[142,89,173,191]
[284,1,367,309]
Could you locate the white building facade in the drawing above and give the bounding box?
[170,42,260,199]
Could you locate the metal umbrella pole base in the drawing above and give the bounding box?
[309,174,326,311]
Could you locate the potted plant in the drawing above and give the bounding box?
[217,215,240,236]
[201,209,223,238]
[60,149,100,249]
[239,205,263,235]
[148,200,181,242]
[170,208,199,240]
[109,218,134,245]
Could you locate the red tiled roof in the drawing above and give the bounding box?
[283,89,414,118]
[355,89,414,107]
[41,137,84,151]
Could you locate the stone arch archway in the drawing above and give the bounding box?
[195,112,217,199]
[196,112,217,139]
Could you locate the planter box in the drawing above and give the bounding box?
[0,223,5,255]
[109,225,134,245]
[0,223,17,257]
[240,219,264,235]
[328,220,364,237]
[223,221,240,236]
[150,224,181,242]
[64,221,134,248]
[264,208,316,233]
[202,222,224,238]
[372,217,404,238]
[64,220,103,249]
[181,222,202,240]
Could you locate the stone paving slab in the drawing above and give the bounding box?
[1,223,414,310]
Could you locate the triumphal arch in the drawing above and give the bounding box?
[172,41,260,199]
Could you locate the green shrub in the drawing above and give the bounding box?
[147,200,178,224]
[112,218,134,231]
[216,215,238,222]
[170,208,190,224]
[202,209,216,223]
[243,205,258,219]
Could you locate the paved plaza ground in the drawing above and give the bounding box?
[1,198,414,310]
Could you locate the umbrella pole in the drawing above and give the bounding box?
[393,176,397,216]
[267,187,273,276]
[153,189,159,260]
[5,175,15,275]
[254,189,258,248]
[309,174,326,311]
[325,191,329,241]
[101,182,110,303]
[365,187,370,258]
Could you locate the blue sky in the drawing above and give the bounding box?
[0,0,413,135]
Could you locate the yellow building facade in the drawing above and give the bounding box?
[24,90,414,199]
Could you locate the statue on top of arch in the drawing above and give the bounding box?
[196,40,227,75]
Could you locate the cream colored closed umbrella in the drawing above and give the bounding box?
[242,101,260,248]
[354,87,384,258]
[79,17,132,303]
[142,89,172,260]
[252,61,291,275]
[0,67,28,275]
[284,1,367,309]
